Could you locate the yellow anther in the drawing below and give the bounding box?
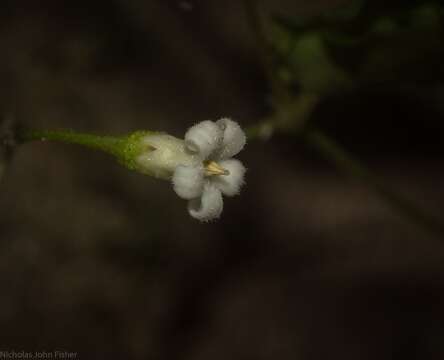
[205,161,229,176]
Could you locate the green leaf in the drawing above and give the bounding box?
[409,3,442,30]
[288,33,352,93]
[271,1,444,91]
[322,0,365,22]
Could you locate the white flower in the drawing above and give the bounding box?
[132,118,246,221]
[172,118,246,221]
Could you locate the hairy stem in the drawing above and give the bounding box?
[18,129,126,158]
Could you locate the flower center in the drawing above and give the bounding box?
[204,161,230,176]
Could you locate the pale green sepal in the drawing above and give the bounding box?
[130,132,199,180]
[116,130,156,171]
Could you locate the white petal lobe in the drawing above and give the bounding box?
[188,183,223,221]
[185,120,223,159]
[216,118,247,159]
[172,165,204,200]
[212,159,246,197]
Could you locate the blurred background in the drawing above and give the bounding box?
[1,0,444,359]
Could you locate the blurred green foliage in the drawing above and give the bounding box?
[271,0,444,94]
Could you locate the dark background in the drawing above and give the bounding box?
[1,0,444,359]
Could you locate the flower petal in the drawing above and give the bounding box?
[172,165,204,200]
[188,183,223,221]
[212,159,246,197]
[216,118,246,159]
[184,120,223,159]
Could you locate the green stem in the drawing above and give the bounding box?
[243,0,291,105]
[304,127,444,239]
[18,129,126,158]
[242,1,444,239]
[246,93,320,139]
